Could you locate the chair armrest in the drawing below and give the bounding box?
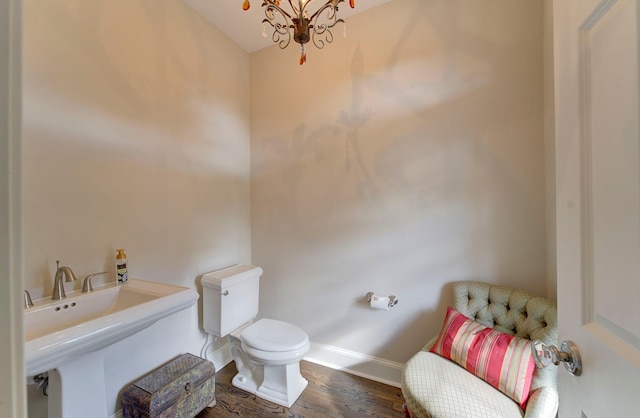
[524,386,558,418]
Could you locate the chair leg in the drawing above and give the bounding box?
[402,403,413,418]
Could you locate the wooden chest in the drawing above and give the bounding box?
[121,353,216,418]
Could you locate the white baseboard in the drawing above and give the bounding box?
[210,340,403,388]
[304,342,403,388]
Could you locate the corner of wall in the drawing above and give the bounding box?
[543,0,557,302]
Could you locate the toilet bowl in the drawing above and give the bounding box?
[229,319,309,406]
[201,265,310,407]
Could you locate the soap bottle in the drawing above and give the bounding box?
[116,249,128,284]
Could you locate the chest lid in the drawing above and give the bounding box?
[122,353,215,413]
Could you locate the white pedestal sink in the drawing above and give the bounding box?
[25,279,198,418]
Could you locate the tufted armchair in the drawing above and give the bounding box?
[402,281,558,418]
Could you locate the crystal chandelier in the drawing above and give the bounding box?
[242,0,356,65]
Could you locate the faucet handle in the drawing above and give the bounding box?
[82,272,108,293]
[24,290,34,309]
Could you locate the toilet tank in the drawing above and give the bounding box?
[201,264,263,337]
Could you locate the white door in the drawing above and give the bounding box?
[554,0,640,416]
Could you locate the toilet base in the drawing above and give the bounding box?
[232,361,308,408]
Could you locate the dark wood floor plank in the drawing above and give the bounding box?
[196,360,405,418]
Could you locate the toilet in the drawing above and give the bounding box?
[201,265,310,407]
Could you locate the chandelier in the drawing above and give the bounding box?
[242,0,356,65]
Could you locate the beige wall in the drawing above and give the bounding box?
[23,0,251,295]
[20,0,550,410]
[22,0,250,415]
[250,0,546,364]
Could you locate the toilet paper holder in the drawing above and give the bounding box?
[365,292,398,308]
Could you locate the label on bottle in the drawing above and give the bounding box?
[116,262,128,284]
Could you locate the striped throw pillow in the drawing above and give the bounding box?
[430,307,536,409]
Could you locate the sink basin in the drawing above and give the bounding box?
[25,278,198,377]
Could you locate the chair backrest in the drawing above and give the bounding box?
[452,281,558,392]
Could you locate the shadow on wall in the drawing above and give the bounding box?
[26,0,246,138]
[23,0,252,296]
[252,0,545,363]
[253,2,540,261]
[253,0,536,236]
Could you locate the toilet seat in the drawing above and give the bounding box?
[240,318,310,365]
[241,318,309,352]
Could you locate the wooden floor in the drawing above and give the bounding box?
[196,361,406,418]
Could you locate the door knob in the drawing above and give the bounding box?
[532,339,582,376]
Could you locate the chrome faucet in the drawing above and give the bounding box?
[81,272,107,293]
[52,260,77,300]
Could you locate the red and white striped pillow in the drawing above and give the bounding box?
[430,307,536,409]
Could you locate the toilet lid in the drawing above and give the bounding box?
[241,318,309,352]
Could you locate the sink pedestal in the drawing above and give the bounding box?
[47,350,108,418]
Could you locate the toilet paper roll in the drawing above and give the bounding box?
[370,295,390,311]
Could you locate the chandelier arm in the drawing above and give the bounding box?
[279,0,298,15]
[262,5,293,50]
[312,20,339,49]
[309,3,337,32]
[309,1,343,49]
[262,19,292,49]
[313,17,344,36]
[309,0,344,22]
[265,1,293,20]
